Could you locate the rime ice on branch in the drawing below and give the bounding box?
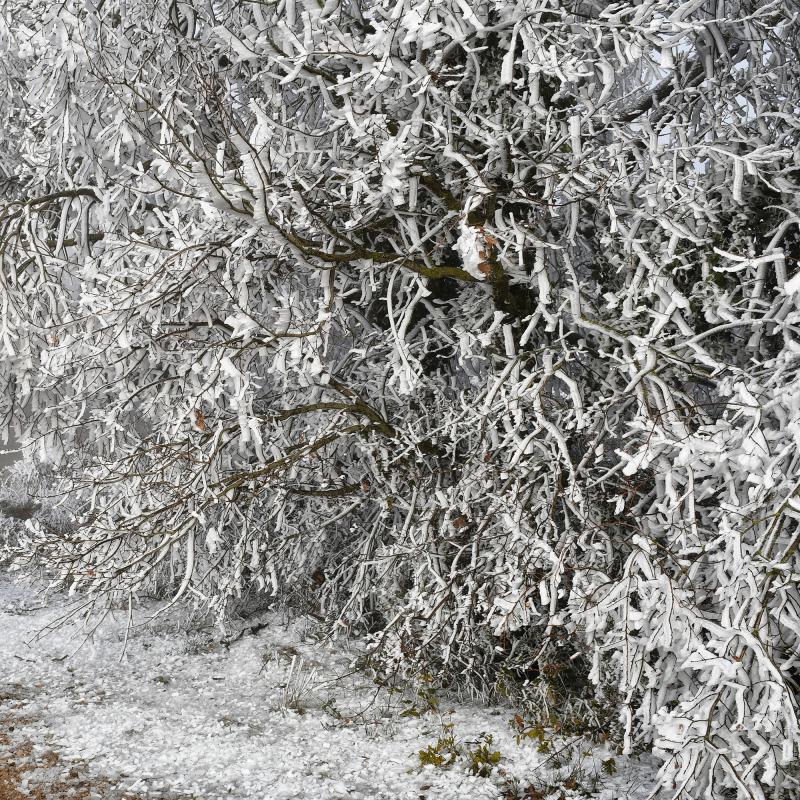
[2,1,800,797]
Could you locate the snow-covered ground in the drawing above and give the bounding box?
[0,573,657,799]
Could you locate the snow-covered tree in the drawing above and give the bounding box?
[2,0,800,795]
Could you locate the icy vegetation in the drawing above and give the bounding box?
[2,0,800,797]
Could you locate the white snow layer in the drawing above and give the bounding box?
[0,573,655,799]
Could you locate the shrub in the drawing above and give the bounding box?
[2,1,800,795]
